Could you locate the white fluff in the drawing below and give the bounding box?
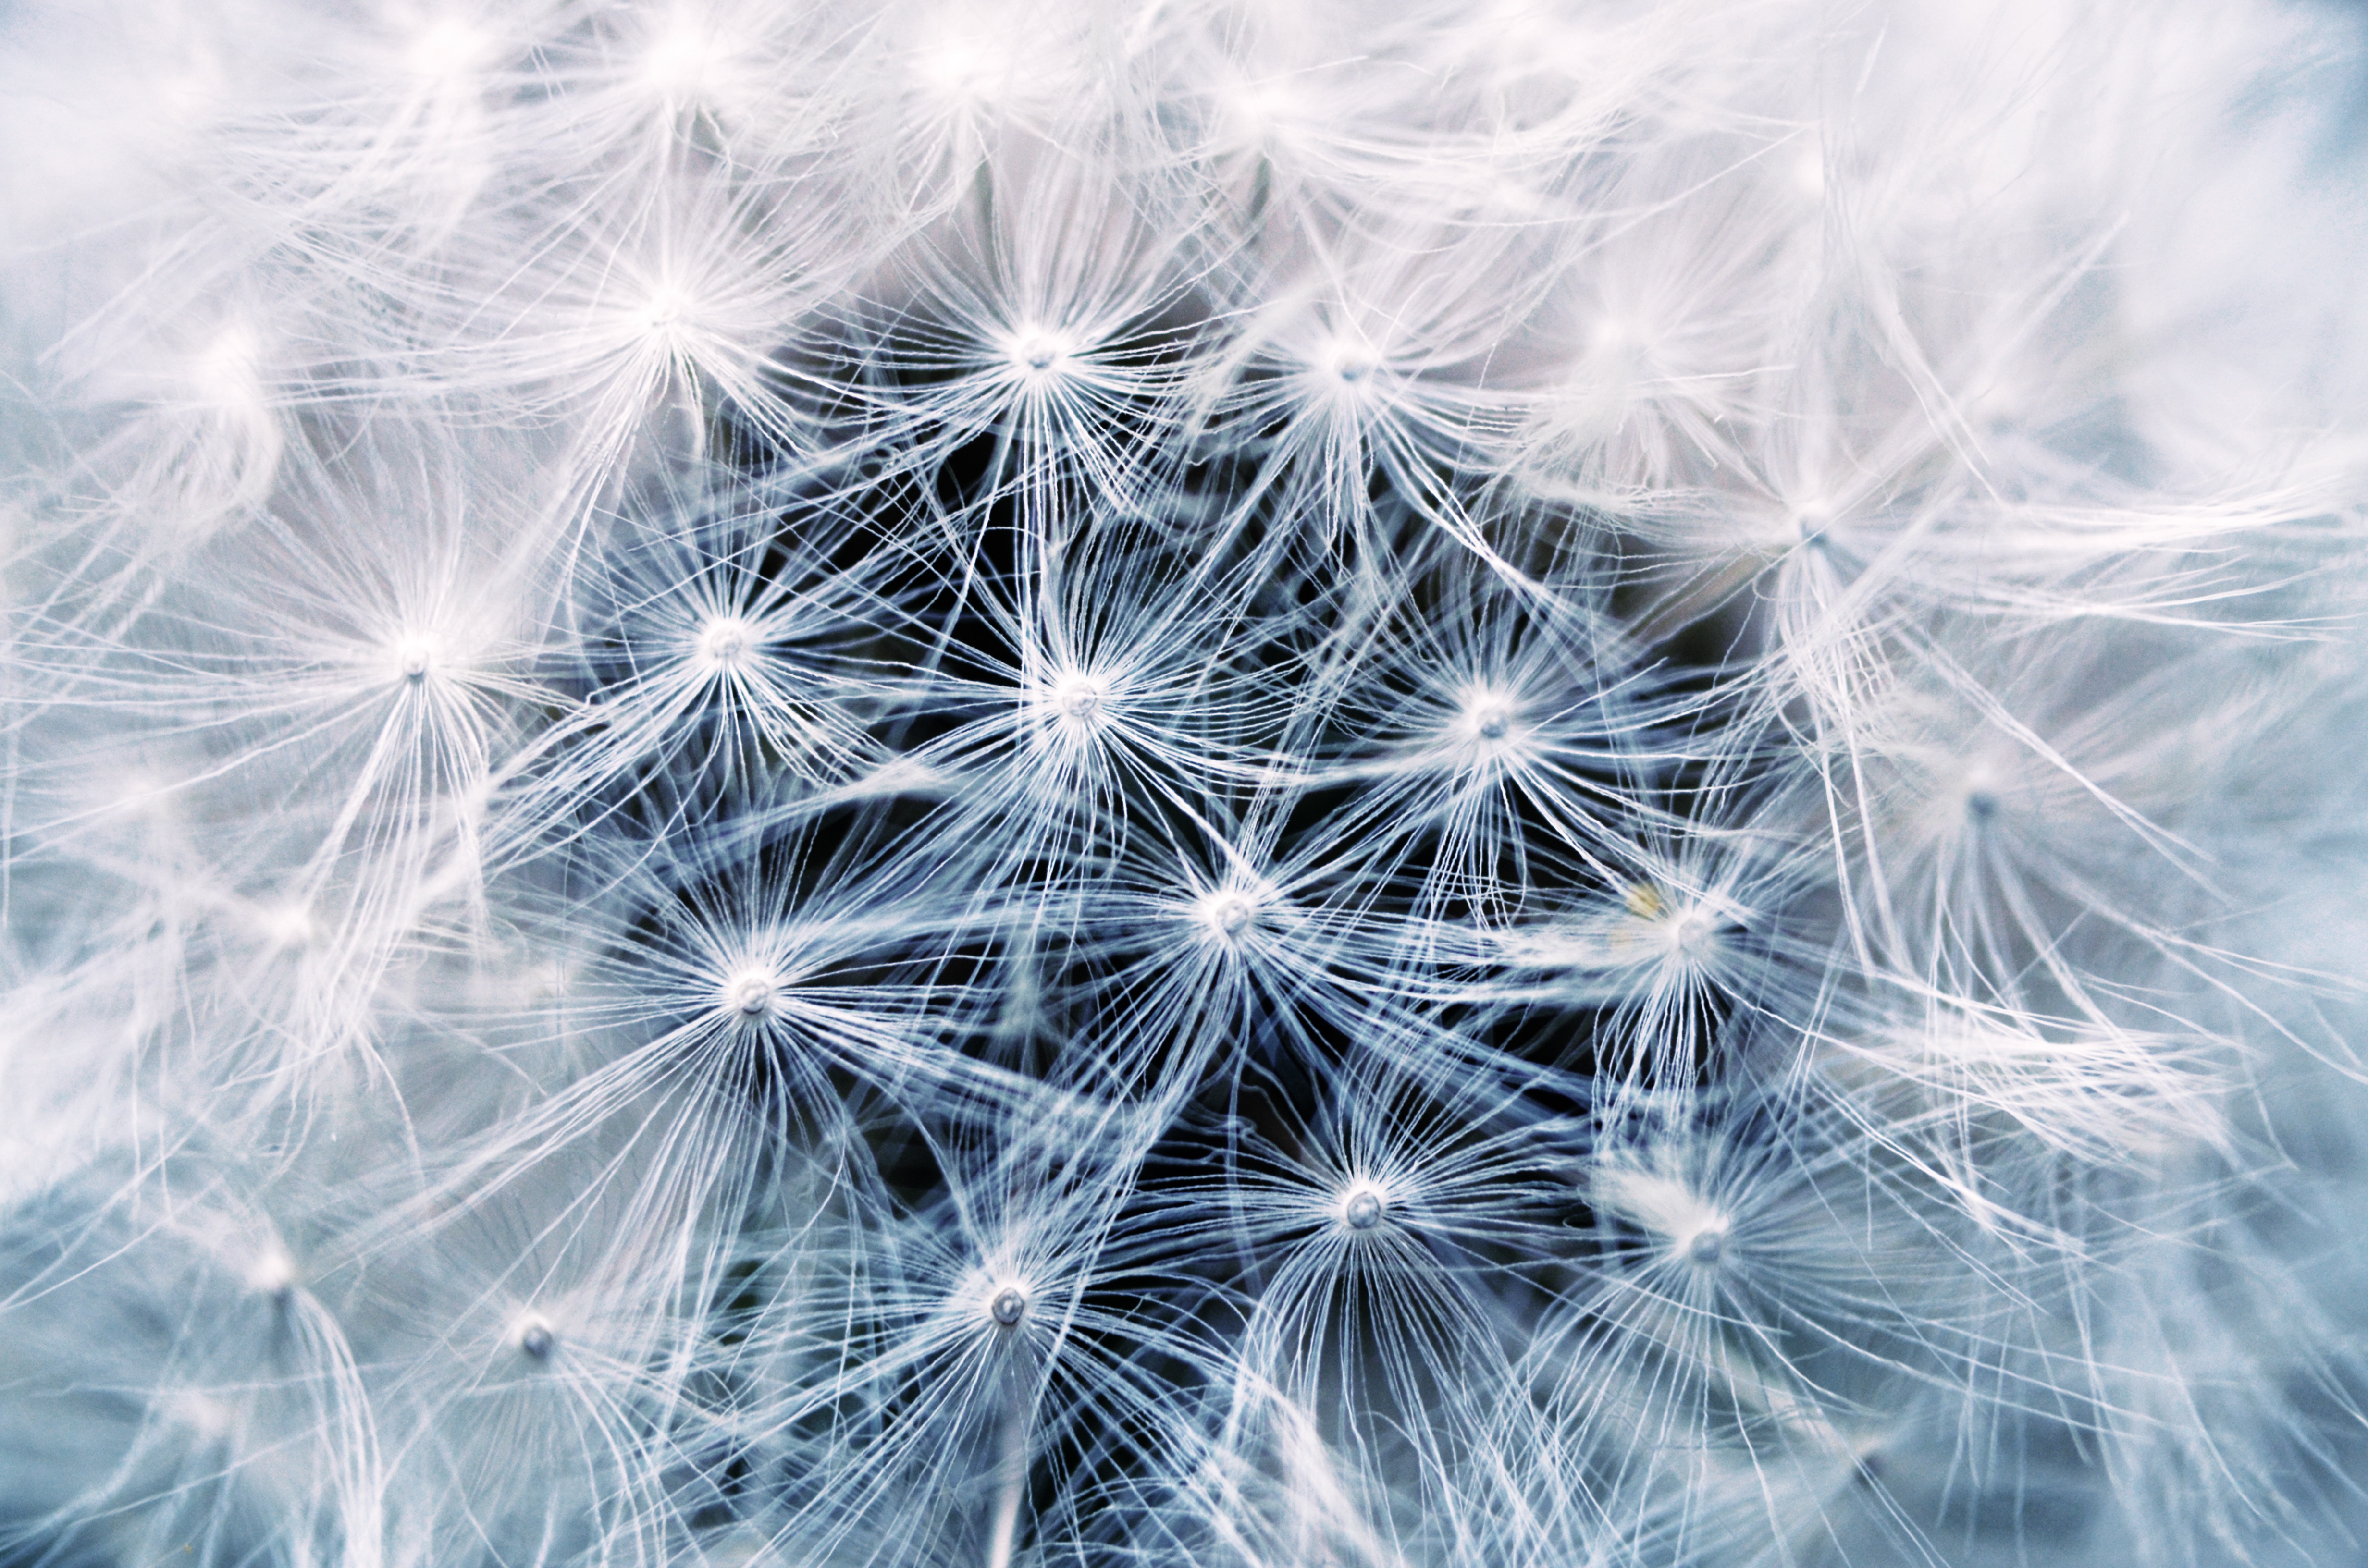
[2,0,2365,1564]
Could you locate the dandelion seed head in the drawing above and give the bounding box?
[1217,74,1305,145]
[7,4,2353,1559]
[909,15,1050,108]
[1466,169,1545,218]
[152,52,231,132]
[1588,315,1640,360]
[95,767,177,827]
[1910,751,2022,842]
[912,39,987,99]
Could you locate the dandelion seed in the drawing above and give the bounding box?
[1325,341,1377,385]
[5,5,2357,1565]
[1011,329,1072,374]
[694,614,756,671]
[257,901,318,951]
[246,1247,297,1301]
[633,285,691,343]
[515,1315,555,1360]
[406,17,496,86]
[1793,500,1834,549]
[1040,671,1110,731]
[723,967,779,1019]
[1455,686,1521,750]
[393,636,436,683]
[1792,144,1827,200]
[1196,887,1263,943]
[189,322,267,415]
[639,10,738,100]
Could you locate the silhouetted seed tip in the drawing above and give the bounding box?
[1342,1187,1386,1230]
[519,1322,555,1360]
[990,1286,1028,1326]
[1686,1225,1727,1266]
[1965,788,1998,821]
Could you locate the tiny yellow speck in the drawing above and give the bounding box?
[1623,883,1665,920]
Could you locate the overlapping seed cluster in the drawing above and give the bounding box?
[3,2,2367,1565]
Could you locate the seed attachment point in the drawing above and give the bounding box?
[1194,887,1265,945]
[989,1285,1029,1327]
[1684,1224,1728,1267]
[1040,672,1111,733]
[723,967,779,1019]
[1011,329,1073,374]
[393,636,436,683]
[1321,339,1378,386]
[696,616,756,670]
[1456,688,1520,749]
[1792,501,1834,549]
[1341,1184,1387,1231]
[516,1314,556,1360]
